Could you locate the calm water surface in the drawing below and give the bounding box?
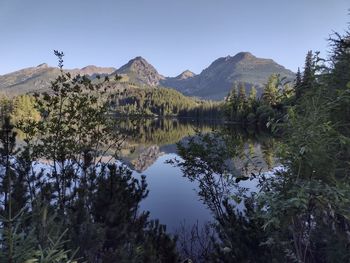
[118,118,276,232]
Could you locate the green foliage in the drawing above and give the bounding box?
[0,51,179,263]
[0,95,13,124]
[0,116,77,263]
[0,208,81,263]
[171,21,350,262]
[223,83,253,124]
[253,26,350,262]
[10,95,40,125]
[0,17,349,263]
[262,74,279,106]
[209,199,274,263]
[109,86,222,119]
[256,104,275,127]
[223,76,292,129]
[69,164,178,262]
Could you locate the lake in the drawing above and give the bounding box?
[117,118,278,233]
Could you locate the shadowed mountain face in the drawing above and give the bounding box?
[0,52,294,100]
[160,70,197,90]
[161,52,295,100]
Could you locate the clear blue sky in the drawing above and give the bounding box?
[0,0,348,76]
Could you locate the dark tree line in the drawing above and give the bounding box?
[223,75,294,129]
[108,87,222,120]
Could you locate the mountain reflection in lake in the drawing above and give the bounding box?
[117,118,277,232]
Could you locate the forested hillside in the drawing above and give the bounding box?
[108,86,221,119]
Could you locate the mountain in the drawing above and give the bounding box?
[0,64,61,95]
[129,145,164,173]
[0,64,116,95]
[69,65,116,76]
[161,52,295,100]
[0,52,295,100]
[175,70,196,80]
[116,56,164,86]
[160,70,196,90]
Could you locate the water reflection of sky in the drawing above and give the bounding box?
[132,152,282,233]
[119,119,278,233]
[134,153,212,233]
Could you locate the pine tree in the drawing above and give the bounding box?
[10,95,40,125]
[248,86,257,109]
[301,50,315,93]
[0,97,13,125]
[295,67,302,100]
[263,74,279,106]
[237,83,247,119]
[238,83,246,102]
[224,84,239,120]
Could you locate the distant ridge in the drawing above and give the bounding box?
[0,52,295,100]
[70,65,116,76]
[0,64,116,95]
[161,52,295,100]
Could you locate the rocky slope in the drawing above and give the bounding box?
[0,64,116,95]
[160,70,196,91]
[116,53,295,100]
[69,65,116,77]
[0,52,295,100]
[161,52,295,100]
[115,56,164,86]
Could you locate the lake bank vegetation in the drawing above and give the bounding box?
[0,20,349,263]
[172,23,350,262]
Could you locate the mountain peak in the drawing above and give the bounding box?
[234,52,255,60]
[36,63,49,68]
[127,56,149,65]
[121,56,153,69]
[218,52,256,63]
[165,52,295,100]
[176,70,195,80]
[0,53,295,100]
[81,65,98,70]
[117,56,164,86]
[133,56,146,61]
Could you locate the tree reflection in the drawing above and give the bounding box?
[169,130,240,219]
[169,126,278,262]
[170,126,277,216]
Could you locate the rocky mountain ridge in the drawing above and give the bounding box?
[0,64,116,95]
[0,52,295,99]
[115,56,165,86]
[160,52,295,99]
